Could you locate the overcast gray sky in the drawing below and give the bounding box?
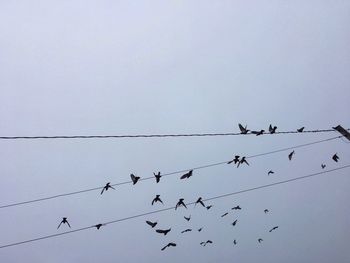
[0,1,349,262]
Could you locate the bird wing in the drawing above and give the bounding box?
[100,187,105,195]
[169,243,176,247]
[57,221,63,229]
[238,123,245,132]
[156,229,164,234]
[180,173,188,179]
[66,221,71,228]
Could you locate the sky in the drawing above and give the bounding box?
[0,1,349,262]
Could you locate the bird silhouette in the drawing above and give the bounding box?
[195,197,205,207]
[297,127,305,132]
[153,172,161,183]
[206,205,213,210]
[268,170,274,175]
[233,239,237,245]
[130,174,140,185]
[237,156,249,167]
[146,220,157,228]
[321,164,326,169]
[231,206,241,210]
[221,212,228,217]
[258,238,263,243]
[238,124,249,134]
[264,209,269,214]
[332,153,339,162]
[184,215,191,221]
[269,226,279,232]
[180,170,193,179]
[201,240,213,246]
[156,228,171,235]
[94,223,104,230]
[161,242,176,251]
[288,150,295,161]
[231,220,237,226]
[181,228,192,233]
[101,182,115,195]
[227,155,240,165]
[251,130,265,136]
[152,195,163,205]
[175,198,187,210]
[198,227,203,232]
[57,217,71,229]
[269,125,277,134]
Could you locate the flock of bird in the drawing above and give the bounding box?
[55,124,341,251]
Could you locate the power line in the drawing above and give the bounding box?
[0,128,345,140]
[0,135,343,209]
[1,164,349,249]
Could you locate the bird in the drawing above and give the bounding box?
[101,182,115,195]
[221,212,228,217]
[156,228,171,236]
[195,197,205,207]
[232,206,241,210]
[198,227,203,232]
[268,170,274,175]
[332,153,339,162]
[161,242,176,251]
[258,238,263,243]
[57,217,71,229]
[146,220,157,228]
[231,220,237,226]
[237,156,249,167]
[201,240,213,246]
[233,239,237,245]
[206,205,213,210]
[184,215,191,221]
[269,226,279,232]
[288,150,295,161]
[152,195,163,205]
[251,130,265,136]
[238,123,249,134]
[94,223,104,230]
[297,127,305,132]
[180,170,193,179]
[130,174,140,185]
[153,172,161,183]
[227,155,240,165]
[175,198,187,210]
[264,209,269,214]
[181,229,192,233]
[321,164,326,169]
[269,124,277,134]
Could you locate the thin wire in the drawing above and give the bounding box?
[0,128,346,140]
[0,135,343,209]
[1,164,349,249]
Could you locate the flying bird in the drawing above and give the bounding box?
[101,182,115,195]
[221,212,228,218]
[184,215,191,221]
[288,150,295,161]
[181,229,192,233]
[161,242,176,251]
[332,153,339,162]
[269,124,277,134]
[264,209,269,214]
[269,226,279,232]
[180,170,193,180]
[198,227,203,232]
[152,195,163,205]
[297,127,305,132]
[195,197,205,207]
[258,238,263,243]
[146,220,157,228]
[238,124,249,134]
[201,240,213,246]
[227,155,240,165]
[251,130,265,136]
[175,198,187,210]
[237,156,249,167]
[321,164,326,169]
[153,172,161,183]
[130,174,140,185]
[206,205,213,210]
[233,239,237,245]
[94,223,104,230]
[268,170,274,175]
[232,206,241,210]
[57,217,71,229]
[156,228,171,236]
[231,220,237,226]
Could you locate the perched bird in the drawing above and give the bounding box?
[268,170,274,175]
[57,217,71,229]
[195,197,205,207]
[231,220,237,226]
[232,206,241,210]
[94,223,104,230]
[130,174,140,185]
[153,172,161,183]
[237,156,249,168]
[258,238,263,243]
[321,164,326,169]
[221,212,228,217]
[288,150,295,161]
[198,227,203,232]
[152,195,163,205]
[297,127,305,132]
[181,229,192,233]
[264,209,269,214]
[180,170,193,180]
[175,198,187,210]
[269,124,277,134]
[251,130,265,136]
[233,239,237,245]
[101,182,115,195]
[156,228,171,236]
[238,124,249,134]
[227,155,240,165]
[206,205,213,210]
[161,242,176,251]
[146,220,157,228]
[269,226,279,232]
[332,153,339,162]
[184,215,191,222]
